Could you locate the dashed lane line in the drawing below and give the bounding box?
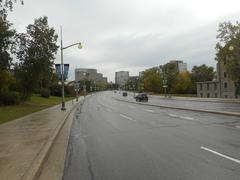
[142,108,155,113]
[120,114,135,122]
[201,146,240,165]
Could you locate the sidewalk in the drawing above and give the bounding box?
[0,99,81,180]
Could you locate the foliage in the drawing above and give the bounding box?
[15,16,58,100]
[0,16,15,70]
[0,0,24,19]
[140,67,162,93]
[173,72,194,94]
[161,63,178,93]
[0,91,20,105]
[191,64,215,82]
[40,88,50,98]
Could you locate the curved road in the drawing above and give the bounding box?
[63,91,240,180]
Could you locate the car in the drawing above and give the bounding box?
[135,93,148,102]
[133,93,139,99]
[122,92,128,96]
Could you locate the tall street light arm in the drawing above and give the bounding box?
[60,26,82,111]
[62,42,82,50]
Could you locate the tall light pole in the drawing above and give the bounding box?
[60,26,82,110]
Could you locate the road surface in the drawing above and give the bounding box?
[63,91,240,180]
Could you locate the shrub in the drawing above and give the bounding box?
[0,91,20,105]
[40,88,50,98]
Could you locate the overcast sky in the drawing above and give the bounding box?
[8,0,240,82]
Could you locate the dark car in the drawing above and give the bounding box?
[122,92,128,96]
[135,93,148,102]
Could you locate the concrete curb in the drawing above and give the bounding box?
[148,96,240,104]
[113,97,240,117]
[21,100,83,180]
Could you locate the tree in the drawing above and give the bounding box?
[0,0,24,19]
[191,64,215,82]
[0,16,15,70]
[15,16,58,99]
[141,67,162,93]
[162,63,178,94]
[215,21,240,96]
[173,71,194,94]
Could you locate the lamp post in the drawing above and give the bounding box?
[60,26,82,110]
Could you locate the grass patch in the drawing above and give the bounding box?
[0,95,74,124]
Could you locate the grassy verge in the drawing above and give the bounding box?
[0,95,74,124]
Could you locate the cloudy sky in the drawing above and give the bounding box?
[8,0,240,82]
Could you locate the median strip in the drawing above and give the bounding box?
[113,97,240,117]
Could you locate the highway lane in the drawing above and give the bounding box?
[63,91,240,180]
[120,91,240,113]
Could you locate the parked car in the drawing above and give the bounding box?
[135,93,148,102]
[122,92,128,96]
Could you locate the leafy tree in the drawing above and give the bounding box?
[215,21,240,96]
[15,16,58,99]
[141,67,162,93]
[191,64,215,82]
[0,0,24,19]
[0,16,15,70]
[161,63,178,94]
[173,71,194,94]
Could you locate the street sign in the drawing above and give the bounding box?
[163,85,168,88]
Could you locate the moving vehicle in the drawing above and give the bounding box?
[135,93,148,102]
[122,92,128,96]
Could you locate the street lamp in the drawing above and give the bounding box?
[60,26,82,110]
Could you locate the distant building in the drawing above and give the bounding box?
[75,68,107,83]
[197,59,239,99]
[169,60,187,73]
[115,71,129,87]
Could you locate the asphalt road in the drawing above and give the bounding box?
[63,91,240,180]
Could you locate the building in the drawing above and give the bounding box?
[75,68,108,83]
[169,60,187,73]
[197,60,239,99]
[115,71,129,87]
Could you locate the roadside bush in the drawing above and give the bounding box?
[0,91,20,105]
[40,88,50,98]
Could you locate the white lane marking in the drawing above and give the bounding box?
[168,113,178,118]
[120,114,135,121]
[142,108,154,113]
[180,116,195,121]
[128,105,136,109]
[201,146,240,164]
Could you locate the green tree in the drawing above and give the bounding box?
[173,71,194,94]
[15,16,58,100]
[141,67,162,93]
[0,16,15,70]
[161,63,178,94]
[0,0,24,19]
[191,64,215,82]
[215,21,240,96]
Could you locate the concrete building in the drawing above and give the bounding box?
[75,68,108,83]
[197,60,239,99]
[169,60,187,73]
[115,71,129,87]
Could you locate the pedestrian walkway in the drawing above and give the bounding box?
[0,99,81,180]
